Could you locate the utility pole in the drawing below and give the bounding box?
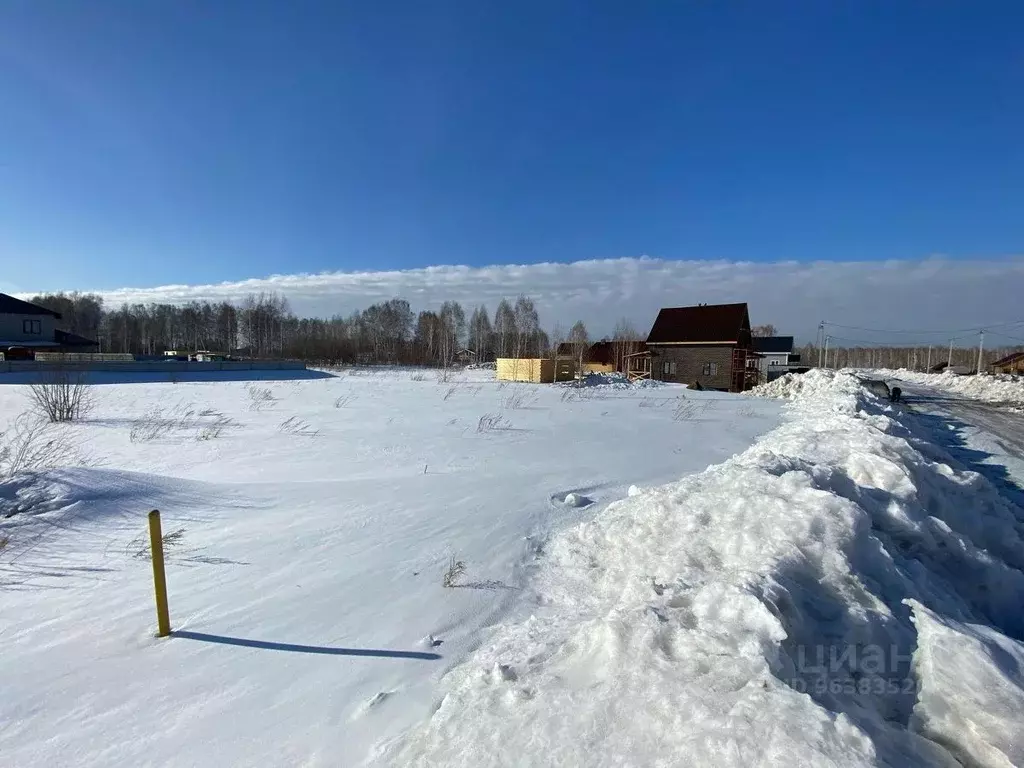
[947,338,954,369]
[926,346,931,372]
[817,322,825,367]
[976,330,985,375]
[824,335,831,369]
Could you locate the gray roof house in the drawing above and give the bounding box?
[752,335,796,382]
[0,293,98,352]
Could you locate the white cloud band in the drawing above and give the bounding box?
[32,256,1024,343]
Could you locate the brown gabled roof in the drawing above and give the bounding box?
[556,340,618,364]
[646,303,749,344]
[0,293,61,318]
[555,342,575,356]
[991,351,1024,367]
[586,340,615,365]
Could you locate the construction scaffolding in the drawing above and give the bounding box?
[625,350,652,382]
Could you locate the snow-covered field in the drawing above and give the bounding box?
[5,368,1024,767]
[387,370,1024,767]
[872,368,1024,407]
[0,368,783,766]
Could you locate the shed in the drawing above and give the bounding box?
[455,348,478,365]
[496,358,575,383]
[990,351,1024,375]
[556,340,618,374]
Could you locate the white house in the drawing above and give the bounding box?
[752,336,795,382]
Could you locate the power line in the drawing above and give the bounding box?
[823,319,1024,336]
[817,331,1024,348]
[823,334,953,348]
[986,331,1024,344]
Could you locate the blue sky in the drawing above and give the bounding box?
[0,1,1022,331]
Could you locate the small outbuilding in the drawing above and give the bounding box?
[990,351,1024,375]
[555,340,618,374]
[496,358,575,383]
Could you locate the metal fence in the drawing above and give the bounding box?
[0,359,307,374]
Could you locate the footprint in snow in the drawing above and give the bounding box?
[350,690,396,720]
[562,492,592,508]
[484,663,517,683]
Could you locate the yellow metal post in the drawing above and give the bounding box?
[148,510,171,637]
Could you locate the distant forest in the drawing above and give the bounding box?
[28,291,1022,369]
[791,342,1019,372]
[27,291,634,366]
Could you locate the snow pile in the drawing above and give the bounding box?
[875,368,1024,406]
[558,372,667,390]
[908,600,1024,767]
[384,371,1024,766]
[748,368,863,401]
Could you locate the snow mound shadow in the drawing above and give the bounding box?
[0,468,246,590]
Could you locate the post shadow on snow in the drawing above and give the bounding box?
[757,401,1024,762]
[171,630,442,660]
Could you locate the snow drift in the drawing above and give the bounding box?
[908,600,1024,768]
[0,370,784,767]
[382,370,1024,767]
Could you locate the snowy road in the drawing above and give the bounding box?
[890,377,1024,500]
[897,380,1024,459]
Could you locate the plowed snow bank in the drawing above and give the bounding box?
[384,369,1024,767]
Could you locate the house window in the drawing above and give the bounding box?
[661,361,677,376]
[702,362,718,377]
[22,319,42,335]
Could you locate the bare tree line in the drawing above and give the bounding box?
[28,291,554,366]
[33,291,1016,372]
[800,342,1023,371]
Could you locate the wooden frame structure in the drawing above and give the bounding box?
[731,348,762,391]
[625,350,652,382]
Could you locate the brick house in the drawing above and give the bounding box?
[644,302,758,391]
